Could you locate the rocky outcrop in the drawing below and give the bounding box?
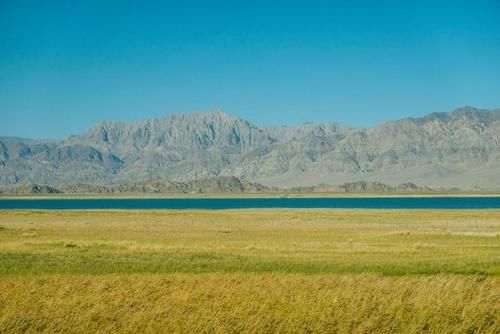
[286,181,436,193]
[0,176,270,194]
[1,184,63,194]
[0,178,463,195]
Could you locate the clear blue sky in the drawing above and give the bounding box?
[1,0,500,139]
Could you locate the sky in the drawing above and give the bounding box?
[1,0,500,139]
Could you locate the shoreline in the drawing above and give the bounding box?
[1,191,500,199]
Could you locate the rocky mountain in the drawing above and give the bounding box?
[1,106,499,189]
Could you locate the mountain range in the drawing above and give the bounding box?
[1,106,499,190]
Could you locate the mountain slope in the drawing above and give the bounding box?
[0,106,499,189]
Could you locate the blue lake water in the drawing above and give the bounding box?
[0,197,499,210]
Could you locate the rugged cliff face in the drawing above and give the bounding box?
[1,106,499,189]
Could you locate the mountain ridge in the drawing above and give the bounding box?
[0,177,454,195]
[1,106,499,189]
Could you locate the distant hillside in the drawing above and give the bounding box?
[0,177,461,195]
[1,106,499,189]
[0,176,269,194]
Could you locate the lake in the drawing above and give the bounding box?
[0,197,500,210]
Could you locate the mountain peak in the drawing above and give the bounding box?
[407,106,500,125]
[166,108,236,120]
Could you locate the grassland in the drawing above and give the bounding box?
[0,209,499,332]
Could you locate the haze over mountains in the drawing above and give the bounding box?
[1,106,499,190]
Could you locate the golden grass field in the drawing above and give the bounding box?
[0,209,499,333]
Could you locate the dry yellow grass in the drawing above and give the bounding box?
[1,273,499,333]
[1,209,499,275]
[0,209,499,332]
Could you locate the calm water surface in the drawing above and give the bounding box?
[0,197,499,210]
